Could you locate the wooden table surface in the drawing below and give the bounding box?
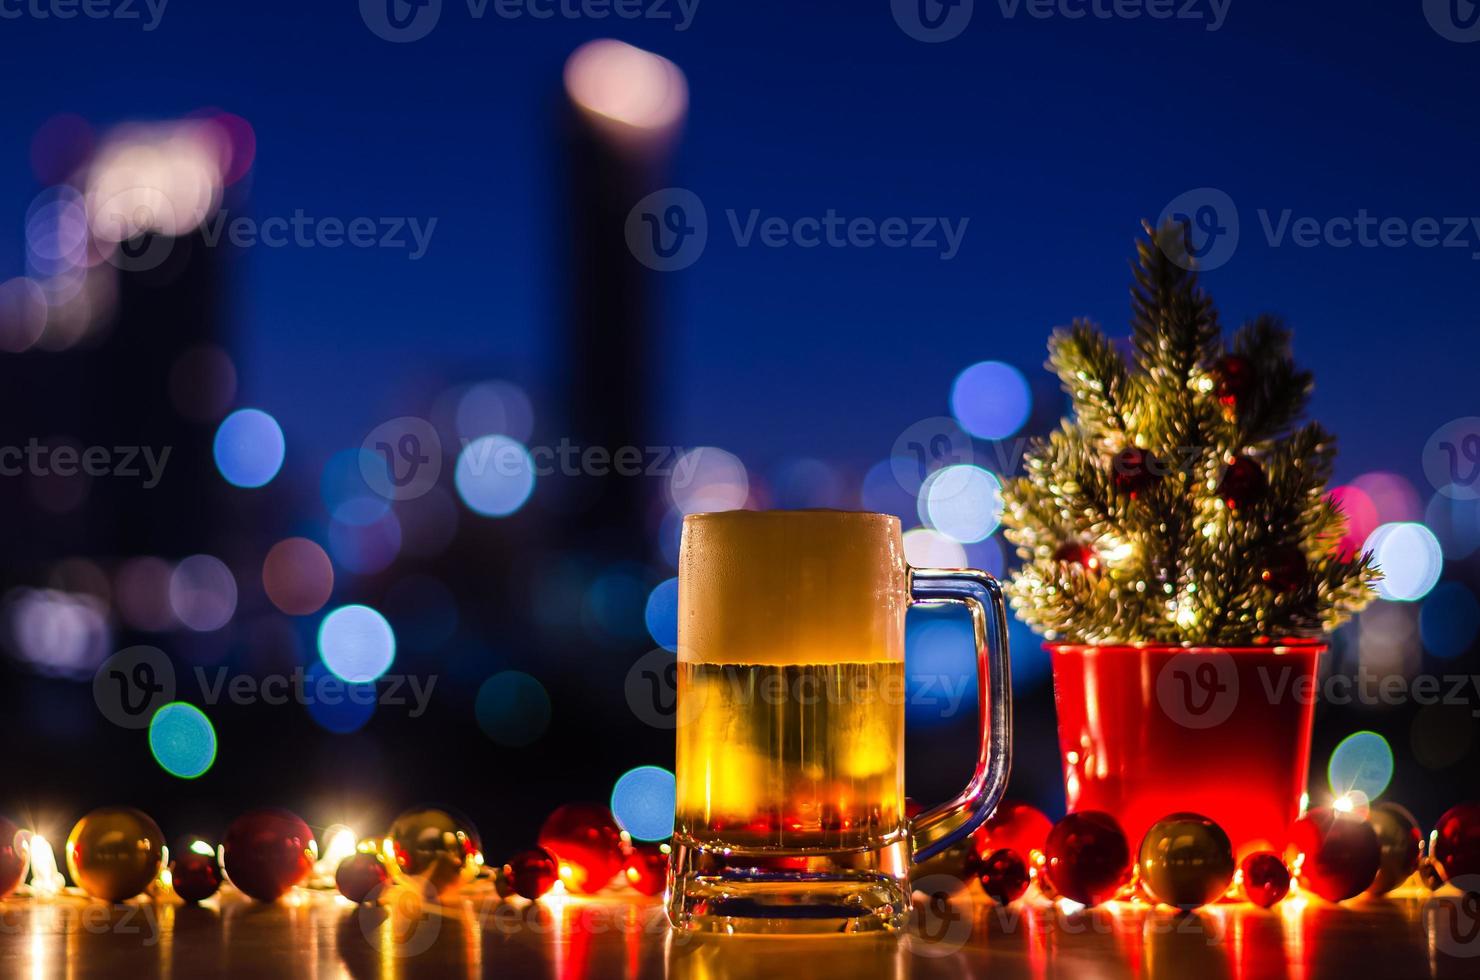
[2,884,1477,979]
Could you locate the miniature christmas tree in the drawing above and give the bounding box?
[1001,224,1379,645]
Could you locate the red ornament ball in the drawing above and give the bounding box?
[1431,801,1480,895]
[1287,807,1381,903]
[507,847,560,900]
[538,803,624,894]
[971,799,1054,866]
[1239,851,1291,908]
[622,843,670,897]
[1218,455,1267,511]
[222,808,316,903]
[977,848,1031,905]
[1214,354,1254,408]
[1052,542,1102,574]
[1367,802,1423,895]
[1042,811,1132,907]
[336,852,391,904]
[171,845,223,904]
[1110,448,1159,499]
[1260,545,1309,594]
[0,817,25,898]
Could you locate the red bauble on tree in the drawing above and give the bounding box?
[1261,545,1309,594]
[1214,354,1254,409]
[1052,542,1102,574]
[336,852,391,905]
[1042,811,1132,907]
[1431,801,1480,895]
[1110,448,1159,499]
[976,848,1031,905]
[222,808,316,903]
[622,843,669,897]
[1287,807,1380,902]
[1218,455,1267,511]
[507,847,560,900]
[538,803,625,894]
[0,817,25,898]
[1240,851,1291,908]
[971,799,1054,867]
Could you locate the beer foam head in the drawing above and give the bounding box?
[679,510,906,665]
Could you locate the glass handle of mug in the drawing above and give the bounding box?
[907,567,1013,862]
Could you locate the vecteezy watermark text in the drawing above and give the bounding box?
[0,0,167,30]
[360,0,698,43]
[892,0,1230,43]
[0,440,170,488]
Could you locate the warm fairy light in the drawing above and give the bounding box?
[189,839,215,857]
[25,834,65,898]
[564,40,688,134]
[85,120,226,242]
[314,825,359,877]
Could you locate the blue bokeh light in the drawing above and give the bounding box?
[148,702,217,779]
[610,765,676,841]
[950,361,1032,440]
[644,577,679,652]
[213,408,285,488]
[317,604,396,682]
[454,435,536,517]
[1328,730,1394,801]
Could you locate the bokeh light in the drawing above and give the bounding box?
[475,671,551,747]
[1420,581,1480,659]
[1329,485,1379,559]
[950,360,1032,440]
[84,120,225,241]
[262,538,334,616]
[565,39,688,133]
[644,577,679,652]
[610,765,676,841]
[455,380,534,443]
[920,464,1003,543]
[317,605,396,683]
[1327,730,1394,801]
[148,702,217,779]
[168,555,237,632]
[2,587,110,678]
[1351,472,1422,524]
[455,435,536,517]
[304,661,377,734]
[213,408,285,489]
[902,528,968,568]
[1365,522,1444,601]
[327,502,402,574]
[668,447,748,515]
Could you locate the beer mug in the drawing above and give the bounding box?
[667,510,1012,933]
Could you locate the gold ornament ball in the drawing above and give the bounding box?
[66,806,165,902]
[1367,802,1422,895]
[1136,812,1236,910]
[387,807,481,897]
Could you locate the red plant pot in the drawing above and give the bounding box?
[1048,641,1325,856]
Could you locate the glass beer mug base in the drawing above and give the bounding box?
[666,835,912,934]
[667,511,1012,935]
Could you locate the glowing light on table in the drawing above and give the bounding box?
[610,766,676,841]
[148,701,218,779]
[169,554,238,631]
[902,527,968,568]
[668,447,748,514]
[313,825,360,878]
[565,39,688,133]
[644,577,679,652]
[475,671,551,747]
[455,380,534,443]
[23,834,65,898]
[213,408,285,488]
[1327,731,1393,802]
[1419,581,1479,659]
[262,537,335,616]
[1364,522,1443,601]
[920,464,1003,543]
[950,360,1032,440]
[455,435,535,517]
[318,604,396,682]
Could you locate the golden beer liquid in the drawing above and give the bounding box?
[675,511,908,855]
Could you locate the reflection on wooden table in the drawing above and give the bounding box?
[1,883,1476,979]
